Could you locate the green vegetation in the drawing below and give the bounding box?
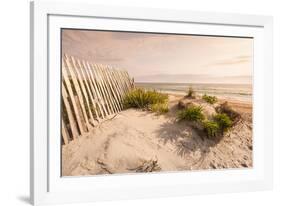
[202,94,218,104]
[177,106,232,139]
[213,113,233,132]
[150,102,169,114]
[124,88,236,139]
[123,88,169,113]
[203,120,220,138]
[215,101,240,121]
[186,86,195,98]
[176,94,236,139]
[177,106,205,122]
[202,113,232,139]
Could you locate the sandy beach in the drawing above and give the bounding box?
[62,93,252,176]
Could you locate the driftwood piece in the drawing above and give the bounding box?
[131,158,161,173]
[96,158,114,174]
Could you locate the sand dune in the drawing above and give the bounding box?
[62,94,252,176]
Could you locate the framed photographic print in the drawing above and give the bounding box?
[30,0,273,205]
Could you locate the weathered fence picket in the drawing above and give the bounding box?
[61,55,133,145]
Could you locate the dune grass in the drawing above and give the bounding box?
[150,102,169,114]
[123,88,169,113]
[176,93,234,139]
[215,101,241,122]
[185,86,196,98]
[124,88,235,139]
[177,106,205,122]
[203,120,220,138]
[202,94,218,104]
[202,113,232,138]
[213,113,233,132]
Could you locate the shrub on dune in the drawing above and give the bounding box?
[202,94,218,104]
[203,120,220,138]
[176,96,234,139]
[123,89,169,113]
[150,102,169,114]
[185,86,196,98]
[202,114,232,139]
[213,113,233,132]
[177,106,205,122]
[146,90,168,105]
[215,101,241,123]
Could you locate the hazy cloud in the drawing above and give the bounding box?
[208,55,251,66]
[62,29,253,84]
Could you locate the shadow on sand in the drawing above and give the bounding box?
[155,119,219,159]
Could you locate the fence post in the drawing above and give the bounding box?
[62,55,133,143]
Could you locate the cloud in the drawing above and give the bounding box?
[87,50,124,62]
[62,29,253,81]
[207,55,251,66]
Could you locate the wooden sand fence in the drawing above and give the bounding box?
[61,54,134,145]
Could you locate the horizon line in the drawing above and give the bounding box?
[134,81,252,85]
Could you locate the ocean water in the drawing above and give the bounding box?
[135,82,252,102]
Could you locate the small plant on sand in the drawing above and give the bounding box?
[177,106,205,122]
[202,114,232,138]
[213,113,232,132]
[215,101,241,122]
[203,120,220,138]
[202,94,218,104]
[150,102,169,114]
[123,89,168,113]
[185,86,195,98]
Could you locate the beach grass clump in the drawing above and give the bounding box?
[202,94,218,104]
[215,101,241,122]
[177,106,205,122]
[203,120,220,138]
[202,114,232,139]
[150,102,169,114]
[176,99,234,139]
[123,88,168,112]
[185,86,196,98]
[213,113,233,132]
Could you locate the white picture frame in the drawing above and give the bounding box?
[30,0,273,205]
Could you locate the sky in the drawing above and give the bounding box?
[62,29,253,84]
